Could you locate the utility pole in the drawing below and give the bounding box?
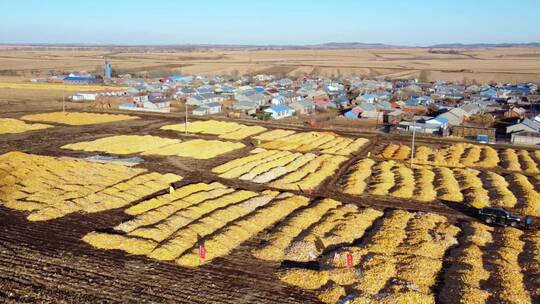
[62,94,65,112]
[185,101,188,135]
[410,120,416,167]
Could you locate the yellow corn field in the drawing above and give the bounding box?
[378,142,540,173]
[161,120,267,140]
[341,158,540,216]
[62,135,245,159]
[254,129,369,156]
[83,185,311,266]
[0,118,52,134]
[0,151,182,221]
[441,222,534,304]
[21,111,138,125]
[213,149,347,190]
[0,82,128,91]
[279,211,462,304]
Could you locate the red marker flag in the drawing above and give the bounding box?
[199,245,206,260]
[346,252,353,267]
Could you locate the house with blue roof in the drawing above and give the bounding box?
[480,88,498,97]
[426,116,449,129]
[264,105,295,120]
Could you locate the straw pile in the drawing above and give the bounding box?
[414,166,437,202]
[176,194,310,266]
[21,111,138,125]
[508,173,540,216]
[433,167,463,202]
[0,118,52,134]
[453,168,489,208]
[485,172,517,209]
[254,199,341,261]
[519,149,540,174]
[502,149,522,171]
[368,161,396,196]
[390,164,415,199]
[342,158,375,195]
[379,144,399,159]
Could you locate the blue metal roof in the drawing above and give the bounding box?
[270,105,292,112]
[434,117,449,123]
[64,76,96,82]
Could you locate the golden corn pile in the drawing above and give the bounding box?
[441,222,536,304]
[83,184,311,267]
[21,111,138,125]
[254,129,369,156]
[0,151,181,221]
[340,158,540,216]
[279,210,463,304]
[378,143,540,173]
[63,135,245,159]
[213,148,347,190]
[254,201,383,262]
[161,120,267,140]
[0,118,53,134]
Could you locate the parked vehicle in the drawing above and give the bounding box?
[478,207,533,228]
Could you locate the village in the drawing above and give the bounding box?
[46,62,540,146]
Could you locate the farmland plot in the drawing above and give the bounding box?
[253,129,369,156]
[0,118,52,134]
[83,183,312,267]
[161,120,267,140]
[21,111,138,125]
[279,210,462,304]
[0,152,182,221]
[341,159,540,216]
[212,149,348,190]
[377,143,540,174]
[254,201,383,262]
[440,222,536,304]
[378,143,540,173]
[62,135,245,159]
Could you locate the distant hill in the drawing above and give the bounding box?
[311,42,398,49]
[428,43,540,48]
[1,42,539,50]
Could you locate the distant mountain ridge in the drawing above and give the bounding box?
[1,42,539,50]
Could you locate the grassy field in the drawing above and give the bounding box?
[1,46,540,83]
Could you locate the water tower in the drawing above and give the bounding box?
[105,60,112,80]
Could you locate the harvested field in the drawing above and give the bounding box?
[279,212,538,304]
[254,130,369,156]
[2,47,540,83]
[213,148,348,190]
[62,135,245,159]
[340,158,540,216]
[278,210,461,303]
[377,142,540,173]
[161,120,267,140]
[20,111,138,125]
[83,183,310,267]
[0,82,128,92]
[0,106,538,303]
[0,151,181,221]
[0,118,52,134]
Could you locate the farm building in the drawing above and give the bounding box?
[290,100,315,115]
[264,105,294,120]
[451,123,496,141]
[511,131,540,145]
[192,102,222,116]
[72,92,98,102]
[63,76,97,84]
[507,118,540,134]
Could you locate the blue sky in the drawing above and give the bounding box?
[1,0,539,46]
